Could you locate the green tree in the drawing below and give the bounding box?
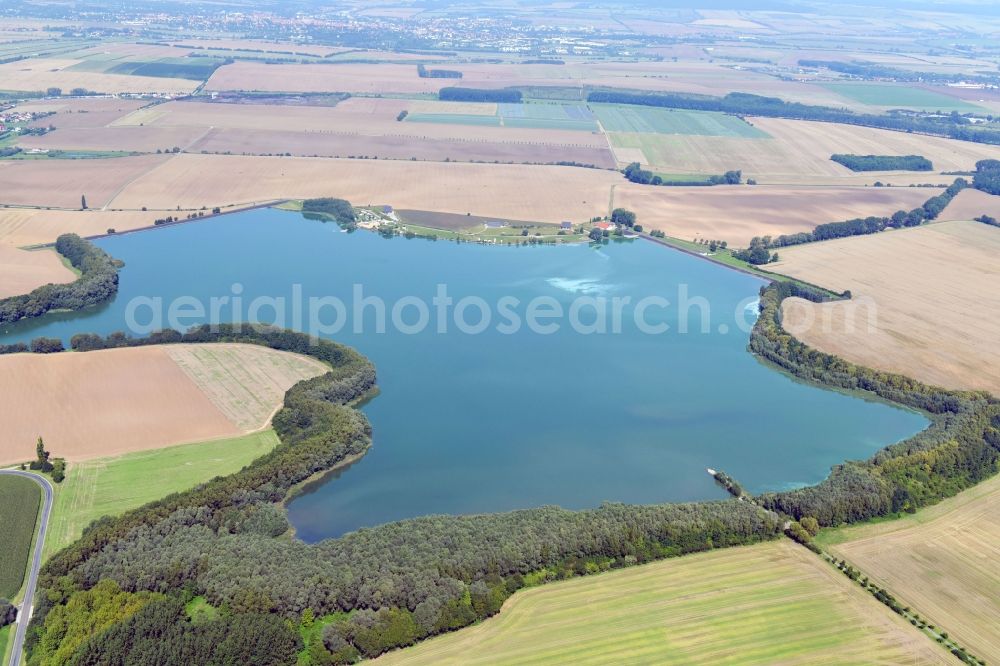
[611,208,636,227]
[800,516,819,536]
[31,436,54,472]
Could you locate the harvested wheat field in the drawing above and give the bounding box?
[614,183,936,246]
[203,59,843,102]
[206,61,442,94]
[0,244,75,298]
[0,153,170,208]
[455,61,847,105]
[0,58,198,94]
[108,154,621,222]
[187,128,616,167]
[613,116,1000,182]
[375,540,948,665]
[165,343,328,431]
[774,220,1000,395]
[169,38,345,57]
[0,343,326,465]
[0,209,158,247]
[113,100,608,150]
[820,473,1000,660]
[750,117,1000,175]
[940,188,1000,222]
[19,97,147,128]
[18,126,211,153]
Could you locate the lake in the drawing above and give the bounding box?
[0,209,928,541]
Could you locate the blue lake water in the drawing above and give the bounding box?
[0,209,928,540]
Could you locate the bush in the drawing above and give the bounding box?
[0,599,16,627]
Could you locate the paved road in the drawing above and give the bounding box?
[0,470,53,666]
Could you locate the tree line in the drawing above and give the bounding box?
[623,162,741,186]
[0,234,121,325]
[830,154,933,172]
[586,91,1000,146]
[750,281,1000,525]
[799,59,1000,87]
[416,64,462,79]
[734,178,968,263]
[439,87,522,103]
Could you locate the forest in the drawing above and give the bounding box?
[0,234,121,325]
[586,91,1000,146]
[830,154,933,172]
[439,87,522,103]
[25,325,780,666]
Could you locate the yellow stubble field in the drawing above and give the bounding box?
[375,540,950,665]
[0,244,75,298]
[0,58,198,94]
[820,473,1000,661]
[775,220,1000,395]
[0,209,158,247]
[0,153,171,209]
[106,154,622,222]
[614,183,937,246]
[0,343,326,465]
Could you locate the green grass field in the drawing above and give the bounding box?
[0,475,41,599]
[66,54,225,80]
[44,430,280,558]
[375,541,948,665]
[593,105,768,137]
[0,625,10,665]
[824,83,981,112]
[609,130,767,169]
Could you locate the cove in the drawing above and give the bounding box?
[0,209,928,540]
